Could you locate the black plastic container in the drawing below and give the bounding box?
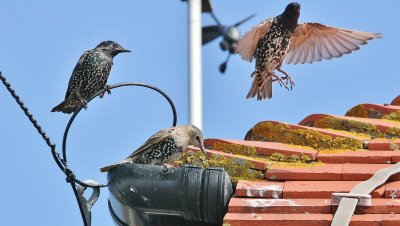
[107,163,233,226]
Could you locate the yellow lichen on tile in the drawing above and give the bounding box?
[322,128,371,140]
[314,116,400,139]
[213,142,257,156]
[318,149,367,154]
[285,143,315,150]
[383,111,400,121]
[248,122,363,150]
[387,127,400,138]
[346,104,368,118]
[177,150,264,184]
[211,142,315,165]
[270,161,324,169]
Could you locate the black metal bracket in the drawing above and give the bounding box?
[62,82,178,188]
[0,71,178,226]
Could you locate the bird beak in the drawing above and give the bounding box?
[198,141,206,157]
[117,47,131,53]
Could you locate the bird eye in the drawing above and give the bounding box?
[196,136,200,141]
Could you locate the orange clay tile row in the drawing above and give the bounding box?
[266,120,367,141]
[202,148,269,170]
[235,180,284,198]
[317,151,393,164]
[228,198,400,214]
[203,139,400,164]
[235,180,400,199]
[391,95,400,106]
[203,139,400,165]
[347,104,400,117]
[299,114,400,131]
[368,139,400,150]
[223,213,400,226]
[265,163,400,181]
[204,139,319,160]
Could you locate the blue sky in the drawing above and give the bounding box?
[0,1,397,225]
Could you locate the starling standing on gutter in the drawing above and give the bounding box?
[100,125,205,172]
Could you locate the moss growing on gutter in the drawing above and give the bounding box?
[247,122,363,150]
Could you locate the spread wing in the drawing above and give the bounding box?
[65,50,92,98]
[236,18,273,62]
[285,23,381,65]
[125,127,175,159]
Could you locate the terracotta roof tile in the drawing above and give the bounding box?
[317,151,393,164]
[384,181,400,198]
[391,95,400,106]
[341,163,400,181]
[282,181,384,198]
[382,213,400,226]
[235,180,284,198]
[300,114,400,133]
[204,138,318,160]
[266,164,343,181]
[228,198,332,214]
[198,96,400,224]
[368,139,400,150]
[346,104,400,119]
[223,213,333,226]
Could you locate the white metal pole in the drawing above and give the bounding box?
[188,0,203,130]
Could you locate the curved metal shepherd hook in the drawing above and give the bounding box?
[0,72,178,226]
[61,82,178,226]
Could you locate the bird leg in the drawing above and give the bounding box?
[270,72,289,90]
[161,163,175,173]
[277,68,295,90]
[76,89,88,110]
[99,85,111,98]
[80,99,88,110]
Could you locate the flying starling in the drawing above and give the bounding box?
[100,125,205,172]
[236,2,380,100]
[51,41,130,113]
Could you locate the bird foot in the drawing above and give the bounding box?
[80,99,88,110]
[277,68,295,90]
[272,74,289,90]
[161,163,174,173]
[99,85,111,98]
[281,75,295,90]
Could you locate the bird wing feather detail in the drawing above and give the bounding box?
[236,18,273,62]
[285,23,381,65]
[65,50,93,98]
[100,128,175,172]
[125,127,175,159]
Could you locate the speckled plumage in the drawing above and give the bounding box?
[100,125,206,172]
[236,2,380,100]
[51,41,130,113]
[251,17,295,100]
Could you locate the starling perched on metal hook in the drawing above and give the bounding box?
[51,41,130,113]
[100,125,206,172]
[236,2,380,100]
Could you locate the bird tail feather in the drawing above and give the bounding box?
[246,70,272,100]
[100,159,131,172]
[51,101,75,114]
